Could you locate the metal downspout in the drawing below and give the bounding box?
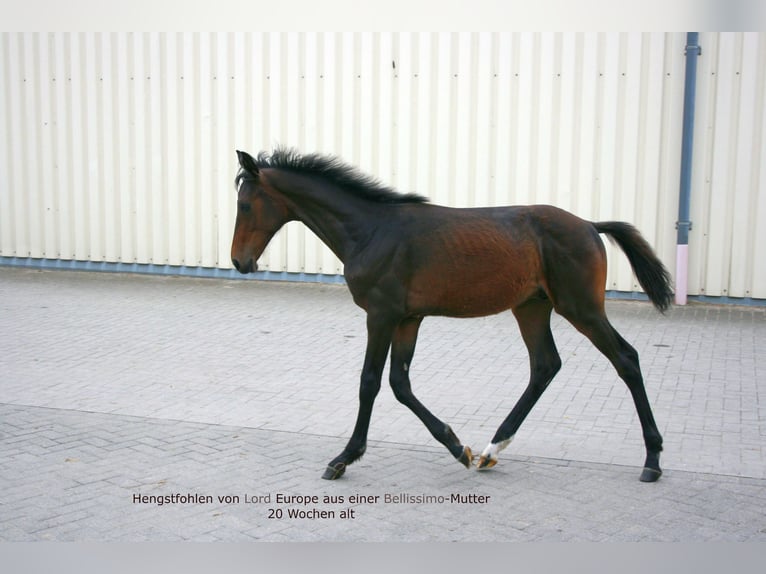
[675,32,701,305]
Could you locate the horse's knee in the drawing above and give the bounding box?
[359,371,381,402]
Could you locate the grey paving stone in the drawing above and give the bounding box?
[1,267,765,541]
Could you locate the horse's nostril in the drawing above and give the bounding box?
[232,258,241,271]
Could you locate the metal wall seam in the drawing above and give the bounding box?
[618,33,645,291]
[730,33,761,299]
[154,32,167,264]
[656,33,683,272]
[165,33,181,267]
[7,34,25,258]
[0,34,11,258]
[25,33,42,260]
[118,33,132,264]
[199,32,215,269]
[179,32,196,268]
[36,33,54,259]
[705,33,738,298]
[753,36,766,298]
[634,32,663,289]
[130,33,146,264]
[12,34,27,257]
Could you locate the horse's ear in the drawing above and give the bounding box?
[236,150,260,176]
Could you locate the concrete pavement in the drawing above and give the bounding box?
[1,267,765,541]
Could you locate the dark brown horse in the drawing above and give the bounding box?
[231,148,673,483]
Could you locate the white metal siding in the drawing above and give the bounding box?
[690,33,766,299]
[1,32,765,299]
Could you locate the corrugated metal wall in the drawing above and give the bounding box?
[690,33,766,300]
[1,32,764,299]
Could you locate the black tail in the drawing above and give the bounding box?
[593,221,674,313]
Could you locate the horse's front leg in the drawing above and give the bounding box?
[389,317,473,468]
[321,313,395,480]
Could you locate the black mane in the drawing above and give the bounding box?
[237,148,428,204]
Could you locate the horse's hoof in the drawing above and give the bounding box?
[476,455,497,470]
[457,446,473,469]
[639,467,662,482]
[321,462,346,480]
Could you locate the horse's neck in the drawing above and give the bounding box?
[270,171,382,263]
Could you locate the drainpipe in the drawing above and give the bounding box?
[675,32,701,306]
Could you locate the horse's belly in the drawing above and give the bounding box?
[407,255,540,318]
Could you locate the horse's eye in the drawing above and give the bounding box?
[238,202,251,213]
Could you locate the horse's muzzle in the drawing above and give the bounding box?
[232,258,257,274]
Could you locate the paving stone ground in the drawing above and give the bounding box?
[1,267,765,541]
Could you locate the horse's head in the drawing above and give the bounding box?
[231,150,292,274]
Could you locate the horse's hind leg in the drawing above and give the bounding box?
[561,308,664,482]
[478,297,562,469]
[389,317,473,468]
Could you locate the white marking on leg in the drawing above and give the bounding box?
[481,436,514,461]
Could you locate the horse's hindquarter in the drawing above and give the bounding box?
[402,206,545,317]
